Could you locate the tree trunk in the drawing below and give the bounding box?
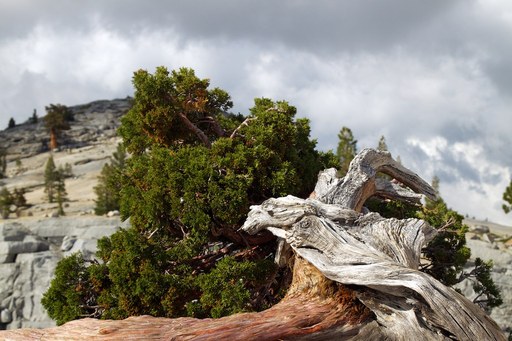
[1,148,505,340]
[49,128,58,150]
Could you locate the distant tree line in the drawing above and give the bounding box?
[4,109,38,130]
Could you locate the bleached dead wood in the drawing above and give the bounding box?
[242,148,505,340]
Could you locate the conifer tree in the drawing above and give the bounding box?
[13,188,27,208]
[55,167,67,215]
[502,180,512,214]
[0,187,13,219]
[376,135,391,180]
[0,148,6,179]
[377,135,388,151]
[43,104,72,150]
[336,126,357,176]
[7,117,15,129]
[30,109,38,124]
[44,156,58,203]
[94,144,126,215]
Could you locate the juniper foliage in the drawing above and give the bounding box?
[43,67,335,323]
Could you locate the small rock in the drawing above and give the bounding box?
[50,211,59,218]
[107,210,120,217]
[1,308,12,323]
[481,233,495,244]
[468,225,490,233]
[61,236,77,251]
[1,296,12,309]
[14,297,24,310]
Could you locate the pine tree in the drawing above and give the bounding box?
[7,117,15,129]
[44,156,58,203]
[336,126,357,176]
[431,175,440,195]
[425,175,441,209]
[0,148,6,179]
[94,143,126,215]
[43,104,72,150]
[30,109,38,124]
[55,167,67,215]
[377,135,388,151]
[376,135,391,180]
[0,187,13,219]
[418,176,501,310]
[502,180,512,214]
[13,188,27,208]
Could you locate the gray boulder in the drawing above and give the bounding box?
[0,240,49,263]
[0,216,123,329]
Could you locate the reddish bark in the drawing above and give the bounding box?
[0,258,371,341]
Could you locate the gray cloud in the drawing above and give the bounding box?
[0,1,463,52]
[1,0,512,224]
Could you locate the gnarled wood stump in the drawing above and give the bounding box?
[1,148,505,340]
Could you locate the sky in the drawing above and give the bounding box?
[1,0,512,225]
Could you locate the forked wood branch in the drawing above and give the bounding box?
[241,148,504,340]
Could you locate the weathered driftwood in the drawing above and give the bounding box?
[1,148,505,340]
[242,148,505,340]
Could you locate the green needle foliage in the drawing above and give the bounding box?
[369,176,502,311]
[55,169,67,216]
[43,66,336,324]
[0,187,13,219]
[336,126,357,176]
[44,156,58,203]
[41,253,95,325]
[502,180,512,214]
[418,197,471,286]
[0,148,6,179]
[94,143,127,215]
[470,258,503,311]
[44,155,69,214]
[43,104,72,150]
[7,117,16,129]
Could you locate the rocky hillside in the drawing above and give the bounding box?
[0,98,130,330]
[0,97,510,334]
[459,219,512,332]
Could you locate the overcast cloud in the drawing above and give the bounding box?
[1,0,512,225]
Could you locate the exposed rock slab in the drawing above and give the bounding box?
[0,217,122,330]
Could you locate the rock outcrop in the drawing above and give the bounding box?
[0,216,123,330]
[458,221,512,332]
[0,98,131,159]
